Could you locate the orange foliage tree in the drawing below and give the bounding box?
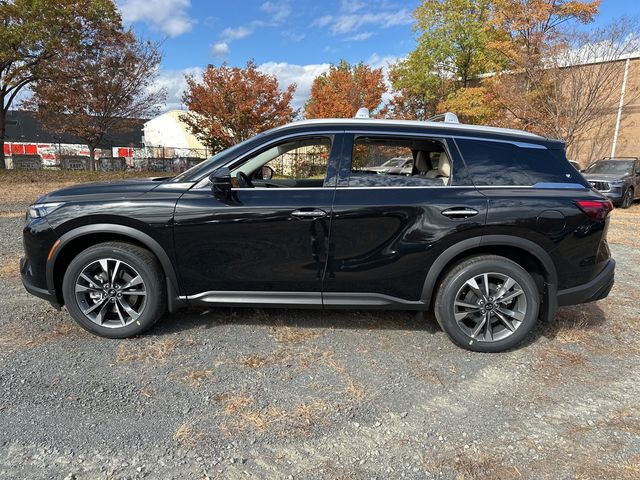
[182,61,297,153]
[304,60,386,119]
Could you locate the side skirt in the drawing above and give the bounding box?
[181,291,427,310]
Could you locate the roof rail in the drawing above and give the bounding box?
[427,112,460,124]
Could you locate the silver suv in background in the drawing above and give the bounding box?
[583,157,640,208]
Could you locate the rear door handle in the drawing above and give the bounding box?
[291,209,327,218]
[441,207,479,219]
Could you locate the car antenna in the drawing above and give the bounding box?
[354,107,370,119]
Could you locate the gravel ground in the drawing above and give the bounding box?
[0,176,639,479]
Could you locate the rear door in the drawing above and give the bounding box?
[323,131,488,307]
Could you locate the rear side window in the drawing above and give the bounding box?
[456,138,576,186]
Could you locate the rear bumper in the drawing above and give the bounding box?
[20,257,61,309]
[557,259,615,306]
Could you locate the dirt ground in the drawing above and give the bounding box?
[0,171,638,479]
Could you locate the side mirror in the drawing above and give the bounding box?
[260,165,274,180]
[209,167,232,199]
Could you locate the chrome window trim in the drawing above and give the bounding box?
[344,130,548,150]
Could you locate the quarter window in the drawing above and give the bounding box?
[349,136,453,187]
[456,138,576,186]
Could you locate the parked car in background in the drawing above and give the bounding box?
[582,157,640,208]
[568,160,581,171]
[367,156,413,175]
[21,114,615,352]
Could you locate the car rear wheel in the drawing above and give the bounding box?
[434,255,539,353]
[62,242,166,338]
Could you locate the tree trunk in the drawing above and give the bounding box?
[88,145,96,171]
[0,101,6,170]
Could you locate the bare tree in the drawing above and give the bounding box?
[492,18,640,160]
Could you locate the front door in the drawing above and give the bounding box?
[323,132,488,306]
[173,133,342,304]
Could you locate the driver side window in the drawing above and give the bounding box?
[231,136,332,188]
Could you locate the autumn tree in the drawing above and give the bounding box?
[304,60,386,118]
[181,61,296,154]
[385,0,499,120]
[27,30,165,169]
[438,87,498,124]
[491,19,640,160]
[491,0,600,65]
[0,0,121,169]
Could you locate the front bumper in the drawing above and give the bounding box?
[20,256,61,309]
[557,259,615,306]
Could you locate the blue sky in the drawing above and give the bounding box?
[116,0,640,110]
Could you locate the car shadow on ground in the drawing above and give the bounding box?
[147,302,608,350]
[152,307,443,336]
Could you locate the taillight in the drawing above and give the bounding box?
[576,200,613,220]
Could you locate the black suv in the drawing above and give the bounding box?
[21,117,615,352]
[582,157,640,208]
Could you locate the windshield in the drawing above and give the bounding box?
[171,135,263,182]
[585,160,634,175]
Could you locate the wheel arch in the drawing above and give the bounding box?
[47,224,181,308]
[421,235,558,313]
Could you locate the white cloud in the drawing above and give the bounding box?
[345,31,373,41]
[340,0,366,14]
[260,1,292,24]
[221,26,252,41]
[257,62,331,110]
[211,42,230,58]
[312,8,412,36]
[150,55,406,114]
[151,67,204,110]
[118,0,194,37]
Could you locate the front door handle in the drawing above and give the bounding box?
[441,207,479,219]
[291,209,327,219]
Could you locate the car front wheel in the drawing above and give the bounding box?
[621,188,633,209]
[434,255,540,353]
[62,242,166,338]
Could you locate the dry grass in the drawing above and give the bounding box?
[0,253,21,279]
[215,392,329,437]
[422,449,521,480]
[608,203,640,246]
[0,320,81,351]
[182,369,213,387]
[532,346,588,386]
[270,322,321,344]
[174,419,205,447]
[543,308,601,344]
[0,169,168,205]
[0,211,23,218]
[115,338,179,363]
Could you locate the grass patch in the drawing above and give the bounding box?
[270,322,321,344]
[0,169,169,205]
[214,391,329,437]
[115,338,179,363]
[0,320,81,351]
[182,369,214,387]
[0,252,22,279]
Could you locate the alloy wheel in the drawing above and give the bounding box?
[74,258,147,328]
[453,272,527,342]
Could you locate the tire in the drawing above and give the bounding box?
[62,241,166,338]
[434,255,540,353]
[621,188,633,209]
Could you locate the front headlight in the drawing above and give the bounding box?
[27,202,64,219]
